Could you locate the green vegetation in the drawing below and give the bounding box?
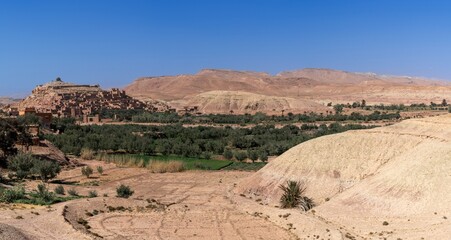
[0,183,80,205]
[54,185,65,195]
[7,153,60,181]
[279,181,315,211]
[81,166,94,178]
[46,122,374,159]
[88,190,98,198]
[97,154,232,170]
[96,166,104,175]
[116,184,134,198]
[222,162,267,171]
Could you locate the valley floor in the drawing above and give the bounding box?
[0,160,447,239]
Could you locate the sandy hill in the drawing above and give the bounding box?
[125,68,451,114]
[237,114,451,239]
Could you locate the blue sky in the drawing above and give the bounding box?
[1,0,451,96]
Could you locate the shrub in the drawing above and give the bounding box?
[259,151,268,162]
[223,149,233,160]
[33,160,61,182]
[80,148,95,160]
[88,190,98,198]
[116,184,134,198]
[279,181,314,211]
[35,183,54,202]
[0,185,25,203]
[96,166,104,175]
[248,150,258,162]
[81,166,94,178]
[234,151,247,162]
[7,153,35,179]
[54,185,65,195]
[68,188,78,196]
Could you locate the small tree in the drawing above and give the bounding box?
[259,151,268,162]
[234,151,247,162]
[223,149,233,160]
[81,166,93,178]
[96,166,104,175]
[333,104,344,115]
[33,160,61,182]
[116,184,134,198]
[248,150,258,162]
[7,153,36,179]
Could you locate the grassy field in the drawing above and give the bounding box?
[97,154,233,170]
[222,162,267,171]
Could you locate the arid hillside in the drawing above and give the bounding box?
[125,68,451,114]
[170,91,328,114]
[237,114,451,239]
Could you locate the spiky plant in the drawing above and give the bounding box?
[279,181,314,210]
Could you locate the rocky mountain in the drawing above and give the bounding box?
[125,68,451,114]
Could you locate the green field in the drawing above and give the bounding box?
[99,154,233,170]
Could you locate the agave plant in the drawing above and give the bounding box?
[279,181,314,211]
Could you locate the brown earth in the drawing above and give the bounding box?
[125,68,451,114]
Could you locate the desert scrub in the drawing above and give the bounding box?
[147,161,185,173]
[81,166,94,178]
[54,185,65,195]
[0,185,26,203]
[96,166,104,175]
[80,148,95,160]
[279,181,315,211]
[68,188,79,196]
[116,184,134,198]
[88,190,98,198]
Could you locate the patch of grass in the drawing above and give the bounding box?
[221,162,267,171]
[147,161,185,173]
[80,148,95,160]
[98,154,232,170]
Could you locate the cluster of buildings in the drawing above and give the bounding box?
[2,79,162,124]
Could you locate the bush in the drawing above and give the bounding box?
[33,160,61,182]
[248,150,258,162]
[81,166,94,178]
[234,151,247,162]
[80,148,95,160]
[0,185,25,203]
[35,183,55,202]
[54,185,65,195]
[68,188,78,196]
[88,190,98,198]
[96,166,104,175]
[223,149,233,160]
[7,153,35,179]
[259,151,268,162]
[116,184,134,198]
[279,181,314,211]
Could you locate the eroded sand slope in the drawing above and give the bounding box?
[238,114,451,239]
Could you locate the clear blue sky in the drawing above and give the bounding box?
[1,0,451,96]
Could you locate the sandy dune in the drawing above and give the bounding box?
[238,114,451,239]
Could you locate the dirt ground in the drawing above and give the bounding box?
[0,161,300,240]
